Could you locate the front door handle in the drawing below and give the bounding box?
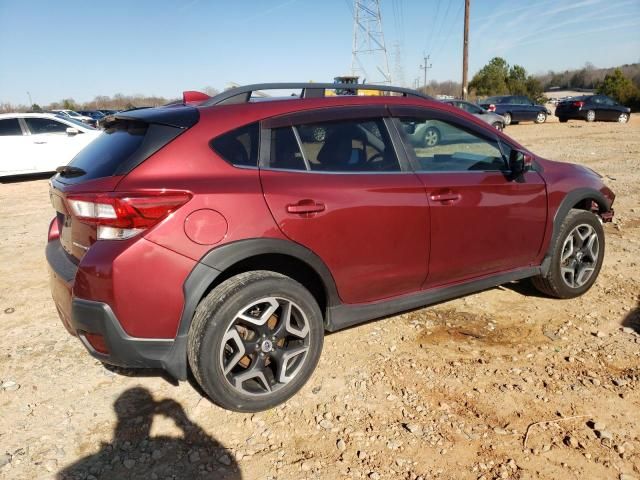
[430,192,460,202]
[33,141,47,144]
[286,200,326,214]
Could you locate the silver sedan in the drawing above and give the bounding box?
[443,99,506,131]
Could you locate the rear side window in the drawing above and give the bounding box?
[67,121,147,180]
[268,118,400,172]
[0,118,22,136]
[210,123,259,167]
[25,118,68,134]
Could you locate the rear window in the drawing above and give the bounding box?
[0,118,22,136]
[66,121,147,180]
[210,123,259,167]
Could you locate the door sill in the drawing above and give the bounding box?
[325,266,540,332]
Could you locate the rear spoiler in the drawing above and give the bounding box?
[102,105,199,129]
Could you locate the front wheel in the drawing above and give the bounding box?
[531,209,604,299]
[618,113,629,123]
[535,112,547,124]
[491,121,504,131]
[188,271,324,412]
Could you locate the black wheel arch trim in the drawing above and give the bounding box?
[541,187,612,275]
[169,238,341,378]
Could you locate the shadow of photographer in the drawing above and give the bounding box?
[57,387,241,479]
[621,299,640,334]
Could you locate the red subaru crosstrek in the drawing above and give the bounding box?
[47,83,615,412]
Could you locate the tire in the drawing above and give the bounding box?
[531,209,605,299]
[618,113,629,123]
[535,112,547,124]
[586,110,595,122]
[503,112,512,126]
[423,127,441,147]
[491,121,504,131]
[188,271,324,412]
[558,117,568,123]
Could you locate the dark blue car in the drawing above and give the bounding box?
[478,95,550,126]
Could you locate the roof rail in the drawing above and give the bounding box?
[200,82,431,107]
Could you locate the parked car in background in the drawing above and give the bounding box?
[97,109,120,116]
[555,95,630,123]
[0,113,99,177]
[46,83,615,412]
[442,99,506,130]
[52,109,96,127]
[478,95,550,125]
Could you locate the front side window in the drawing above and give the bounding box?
[25,118,69,134]
[268,118,400,172]
[0,118,23,136]
[397,118,506,172]
[458,102,483,114]
[210,123,259,167]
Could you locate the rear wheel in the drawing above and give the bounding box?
[586,110,595,122]
[503,112,512,126]
[531,209,604,299]
[558,117,568,123]
[535,112,547,124]
[618,113,629,123]
[188,271,324,412]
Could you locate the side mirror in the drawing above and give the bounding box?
[509,150,533,177]
[66,127,80,136]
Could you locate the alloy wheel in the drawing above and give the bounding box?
[424,128,440,147]
[560,224,599,289]
[536,112,546,123]
[587,110,595,122]
[618,113,629,123]
[219,297,311,396]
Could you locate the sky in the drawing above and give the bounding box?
[0,0,639,105]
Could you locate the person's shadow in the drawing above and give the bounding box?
[57,387,241,479]
[622,300,640,334]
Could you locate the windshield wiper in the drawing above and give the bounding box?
[56,165,86,177]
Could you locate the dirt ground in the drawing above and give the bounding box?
[1,115,639,480]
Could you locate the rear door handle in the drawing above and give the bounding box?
[286,200,326,214]
[430,193,460,202]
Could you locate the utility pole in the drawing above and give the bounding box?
[27,91,33,107]
[462,0,470,99]
[420,53,432,90]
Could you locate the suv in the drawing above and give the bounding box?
[46,83,615,412]
[478,95,550,126]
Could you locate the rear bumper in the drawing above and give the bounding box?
[46,238,189,380]
[71,298,188,379]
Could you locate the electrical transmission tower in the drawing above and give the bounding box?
[351,0,392,84]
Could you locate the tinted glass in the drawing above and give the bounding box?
[210,123,259,167]
[397,118,506,172]
[294,118,399,172]
[25,118,68,134]
[0,118,22,136]
[67,121,147,179]
[269,127,307,170]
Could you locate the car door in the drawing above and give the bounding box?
[389,106,547,288]
[23,117,88,172]
[0,117,34,175]
[601,96,621,120]
[259,107,430,304]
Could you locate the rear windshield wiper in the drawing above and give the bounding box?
[56,165,86,177]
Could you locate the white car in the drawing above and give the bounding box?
[0,113,100,177]
[51,109,94,125]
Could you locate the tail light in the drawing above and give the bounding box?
[487,104,496,112]
[572,101,584,108]
[66,190,192,240]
